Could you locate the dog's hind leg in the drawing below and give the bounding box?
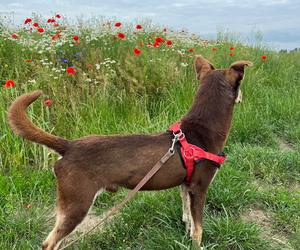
[42,170,100,250]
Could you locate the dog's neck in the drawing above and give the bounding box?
[181,72,236,152]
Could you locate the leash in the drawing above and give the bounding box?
[59,136,179,250]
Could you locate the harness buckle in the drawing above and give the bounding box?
[173,129,184,138]
[169,132,180,154]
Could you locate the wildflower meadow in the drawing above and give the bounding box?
[0,13,299,249]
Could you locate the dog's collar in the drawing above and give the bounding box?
[169,122,226,183]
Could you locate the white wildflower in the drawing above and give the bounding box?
[180,62,188,67]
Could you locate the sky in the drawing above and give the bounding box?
[0,0,299,50]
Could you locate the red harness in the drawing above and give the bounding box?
[169,122,226,183]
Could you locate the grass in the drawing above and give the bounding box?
[0,16,299,249]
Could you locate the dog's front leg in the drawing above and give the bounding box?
[180,184,191,232]
[189,185,207,247]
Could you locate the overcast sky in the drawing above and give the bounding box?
[1,0,299,50]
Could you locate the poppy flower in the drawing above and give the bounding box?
[229,53,234,57]
[136,24,142,30]
[56,14,61,18]
[54,23,60,27]
[229,47,235,51]
[163,28,167,32]
[25,204,33,209]
[117,33,125,39]
[11,33,18,39]
[133,48,141,55]
[25,59,33,63]
[24,18,32,24]
[155,37,164,43]
[115,22,122,27]
[261,55,267,60]
[47,18,52,23]
[153,42,160,48]
[5,80,15,88]
[52,33,61,40]
[37,28,44,33]
[44,99,53,107]
[66,67,76,74]
[147,43,153,47]
[166,40,172,46]
[188,48,194,53]
[33,22,39,27]
[211,48,217,52]
[73,35,79,41]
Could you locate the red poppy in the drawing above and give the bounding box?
[73,35,79,41]
[261,55,267,60]
[47,18,52,23]
[115,22,122,27]
[136,24,142,30]
[211,48,217,52]
[188,48,194,53]
[33,22,39,27]
[147,43,153,47]
[166,40,172,46]
[163,28,167,32]
[66,67,76,74]
[37,28,44,33]
[11,33,18,39]
[44,99,53,107]
[117,32,125,39]
[133,48,141,55]
[25,204,33,209]
[229,53,234,57]
[54,23,60,27]
[25,59,33,63]
[4,80,15,88]
[56,14,61,18]
[154,42,160,48]
[24,18,32,24]
[229,47,235,51]
[52,33,61,40]
[155,37,164,43]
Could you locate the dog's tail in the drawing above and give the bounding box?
[8,90,69,155]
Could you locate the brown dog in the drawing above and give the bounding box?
[8,55,252,250]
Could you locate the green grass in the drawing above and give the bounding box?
[0,17,299,249]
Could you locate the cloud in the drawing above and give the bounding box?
[8,3,24,8]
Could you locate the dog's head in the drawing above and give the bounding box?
[195,55,253,103]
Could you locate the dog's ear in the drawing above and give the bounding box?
[195,55,215,81]
[229,60,253,83]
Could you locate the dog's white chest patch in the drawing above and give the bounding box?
[235,89,243,103]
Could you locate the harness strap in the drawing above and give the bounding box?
[169,122,226,183]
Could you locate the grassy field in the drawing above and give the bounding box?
[0,16,299,250]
